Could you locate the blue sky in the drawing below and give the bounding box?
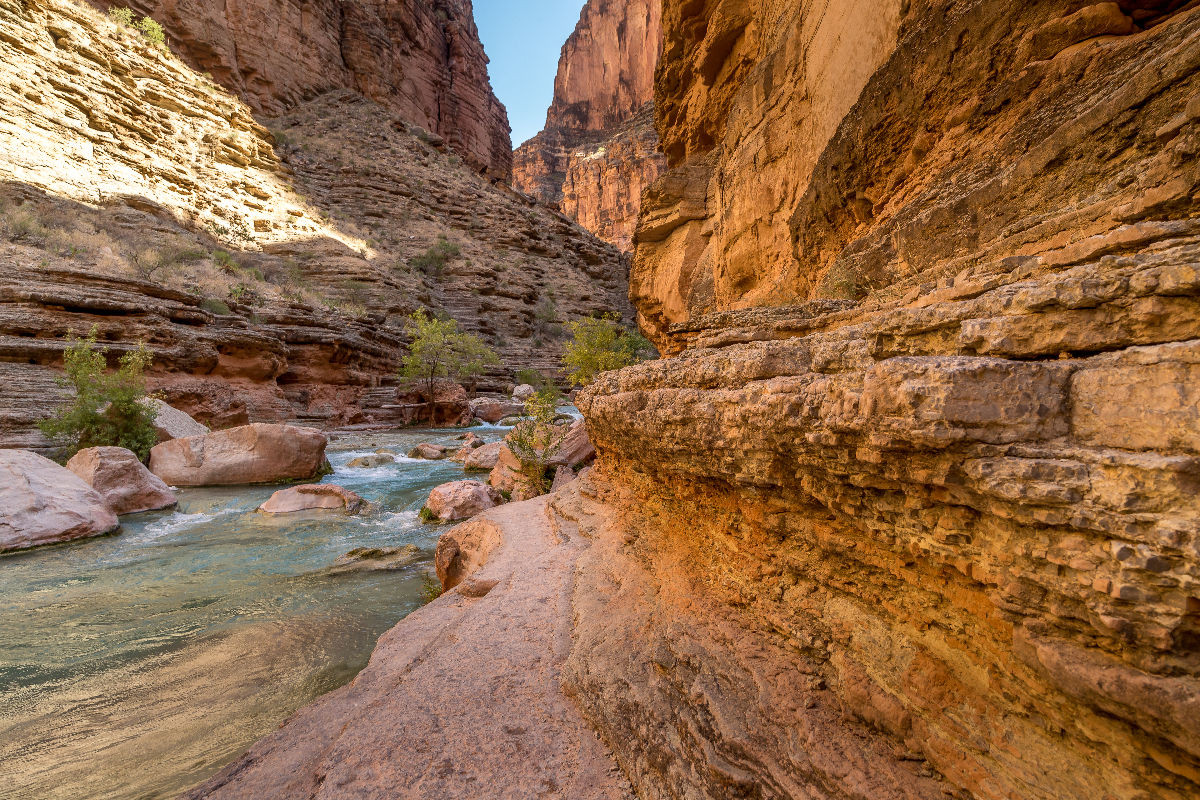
[474,0,588,148]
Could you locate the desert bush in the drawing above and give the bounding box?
[399,309,498,420]
[408,236,461,275]
[505,389,567,495]
[38,327,158,460]
[200,297,232,315]
[562,313,652,387]
[107,7,135,26]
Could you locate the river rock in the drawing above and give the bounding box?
[65,446,177,515]
[547,418,596,468]
[142,398,210,442]
[408,443,449,460]
[423,480,502,523]
[259,484,365,514]
[464,441,503,471]
[326,545,421,576]
[469,397,525,424]
[347,454,395,469]
[0,449,119,552]
[511,383,536,402]
[148,423,328,486]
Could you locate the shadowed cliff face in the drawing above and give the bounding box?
[89,0,513,179]
[576,1,1200,798]
[512,0,666,250]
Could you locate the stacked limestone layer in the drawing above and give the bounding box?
[576,1,1200,798]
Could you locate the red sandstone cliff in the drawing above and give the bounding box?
[512,0,664,249]
[92,0,513,179]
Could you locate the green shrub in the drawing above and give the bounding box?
[420,573,443,603]
[200,297,231,315]
[38,327,158,460]
[408,235,461,275]
[108,7,134,26]
[562,313,652,387]
[399,309,499,420]
[137,16,165,46]
[418,506,438,524]
[505,389,567,495]
[211,249,235,270]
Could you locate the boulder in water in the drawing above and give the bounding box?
[325,545,421,576]
[148,423,328,486]
[259,484,365,514]
[423,480,502,522]
[347,453,395,469]
[408,443,449,460]
[66,446,177,515]
[464,441,503,471]
[0,449,119,552]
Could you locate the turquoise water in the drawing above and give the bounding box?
[0,425,506,800]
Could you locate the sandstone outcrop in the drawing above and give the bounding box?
[512,0,665,249]
[258,484,364,515]
[469,397,524,424]
[65,446,177,515]
[423,480,502,523]
[0,0,632,450]
[547,418,595,469]
[148,423,327,486]
[93,0,512,178]
[0,448,119,551]
[571,2,1200,798]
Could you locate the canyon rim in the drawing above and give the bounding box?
[2,1,1199,799]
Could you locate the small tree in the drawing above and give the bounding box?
[562,313,652,387]
[506,388,567,495]
[39,327,158,460]
[399,309,498,420]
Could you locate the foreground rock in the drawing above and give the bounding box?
[488,444,541,500]
[148,424,328,487]
[259,484,364,515]
[65,447,176,515]
[547,418,595,468]
[184,498,632,799]
[0,449,118,552]
[423,480,502,523]
[463,441,503,471]
[325,545,419,576]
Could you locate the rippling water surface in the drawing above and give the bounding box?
[0,425,507,800]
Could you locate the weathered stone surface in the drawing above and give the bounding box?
[258,484,364,515]
[325,545,420,576]
[0,449,118,552]
[65,446,176,515]
[149,423,327,486]
[511,383,537,402]
[512,0,665,249]
[407,443,449,460]
[142,399,209,442]
[547,418,595,468]
[424,480,501,522]
[469,397,524,424]
[346,454,394,469]
[550,465,576,492]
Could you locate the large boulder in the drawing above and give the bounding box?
[396,379,471,426]
[142,398,209,442]
[547,418,596,468]
[464,441,504,471]
[423,480,502,523]
[469,397,525,424]
[408,443,449,460]
[0,449,119,552]
[512,383,536,402]
[148,423,328,486]
[66,446,177,515]
[487,445,542,501]
[259,484,365,514]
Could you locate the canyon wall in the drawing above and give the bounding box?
[512,0,665,250]
[0,0,630,448]
[89,0,513,179]
[574,1,1200,798]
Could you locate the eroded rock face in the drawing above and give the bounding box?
[0,449,119,551]
[66,446,177,515]
[574,2,1200,799]
[148,423,328,486]
[512,0,665,250]
[94,0,512,178]
[143,399,209,442]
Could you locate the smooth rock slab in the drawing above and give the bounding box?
[325,545,420,575]
[148,424,328,486]
[143,398,209,442]
[424,480,501,522]
[0,449,119,552]
[259,484,365,514]
[66,446,177,515]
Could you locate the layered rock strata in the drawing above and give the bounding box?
[571,1,1200,798]
[91,0,513,178]
[512,0,665,249]
[0,0,630,448]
